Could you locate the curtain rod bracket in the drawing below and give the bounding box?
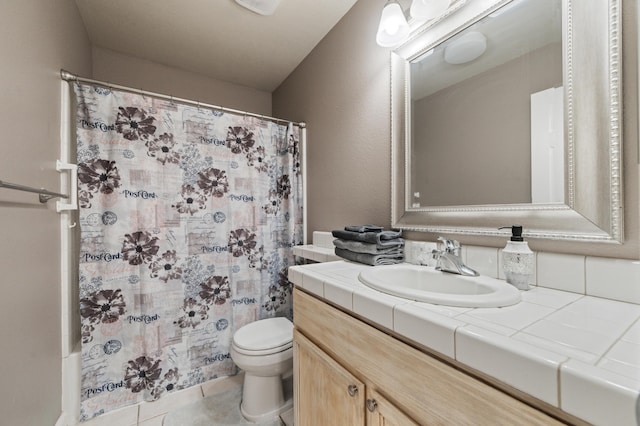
[60,69,76,81]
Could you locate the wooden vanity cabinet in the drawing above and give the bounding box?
[293,288,564,425]
[294,330,365,425]
[295,330,418,425]
[365,387,420,426]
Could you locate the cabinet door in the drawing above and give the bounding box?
[366,388,419,426]
[294,329,366,426]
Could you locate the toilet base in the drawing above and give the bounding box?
[240,373,293,423]
[241,396,293,423]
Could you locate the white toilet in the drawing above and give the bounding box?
[230,317,294,422]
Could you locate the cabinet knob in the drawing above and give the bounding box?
[366,399,378,412]
[347,384,359,397]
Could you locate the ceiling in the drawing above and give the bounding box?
[74,0,359,92]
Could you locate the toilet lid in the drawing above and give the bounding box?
[233,317,293,352]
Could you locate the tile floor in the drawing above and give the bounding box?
[78,373,294,426]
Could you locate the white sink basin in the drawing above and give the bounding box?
[358,264,521,308]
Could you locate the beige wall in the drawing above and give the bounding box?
[92,47,272,116]
[273,0,392,236]
[0,1,92,425]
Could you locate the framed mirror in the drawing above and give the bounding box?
[391,0,623,244]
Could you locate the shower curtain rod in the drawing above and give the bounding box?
[60,69,306,128]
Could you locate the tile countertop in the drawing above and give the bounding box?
[292,244,340,263]
[288,261,640,426]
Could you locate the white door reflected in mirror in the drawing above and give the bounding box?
[531,86,564,204]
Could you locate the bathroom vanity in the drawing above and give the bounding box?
[293,288,562,425]
[290,261,640,425]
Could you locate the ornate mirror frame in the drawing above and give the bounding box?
[391,0,624,244]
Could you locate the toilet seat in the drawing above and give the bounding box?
[232,317,293,356]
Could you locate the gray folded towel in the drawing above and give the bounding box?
[335,248,404,266]
[331,229,402,246]
[333,238,404,254]
[344,225,385,233]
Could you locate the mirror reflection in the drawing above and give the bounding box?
[409,0,563,207]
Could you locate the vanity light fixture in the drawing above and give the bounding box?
[376,0,411,47]
[376,0,452,47]
[234,0,282,16]
[410,0,451,21]
[443,31,487,64]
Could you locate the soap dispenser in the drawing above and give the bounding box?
[500,225,534,291]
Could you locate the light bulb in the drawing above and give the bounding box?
[376,1,410,47]
[385,19,400,35]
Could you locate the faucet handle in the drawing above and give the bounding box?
[437,236,449,246]
[437,237,460,253]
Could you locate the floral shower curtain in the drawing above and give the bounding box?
[73,83,303,421]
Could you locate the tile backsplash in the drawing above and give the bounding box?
[537,252,585,294]
[311,231,335,249]
[310,232,640,305]
[404,240,640,305]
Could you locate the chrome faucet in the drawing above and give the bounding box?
[431,237,479,276]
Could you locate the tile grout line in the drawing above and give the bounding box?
[556,357,570,409]
[594,314,640,368]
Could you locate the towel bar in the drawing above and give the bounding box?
[0,179,68,203]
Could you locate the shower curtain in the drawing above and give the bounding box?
[73,83,303,420]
